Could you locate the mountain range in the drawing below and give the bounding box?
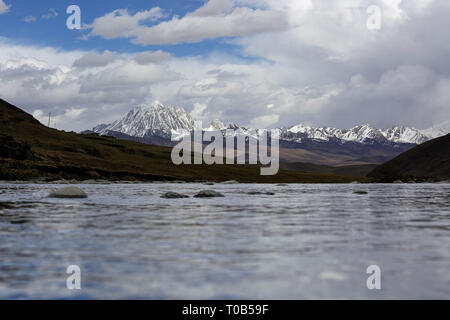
[0,98,369,183]
[1,98,448,182]
[86,102,449,168]
[89,101,438,144]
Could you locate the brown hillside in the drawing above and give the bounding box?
[368,133,450,181]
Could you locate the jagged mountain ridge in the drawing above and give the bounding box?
[93,101,195,140]
[90,102,440,146]
[282,124,430,145]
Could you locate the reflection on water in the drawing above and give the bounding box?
[0,183,449,299]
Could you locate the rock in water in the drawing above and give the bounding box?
[248,191,275,195]
[161,192,189,199]
[49,187,88,198]
[221,180,239,184]
[194,190,225,198]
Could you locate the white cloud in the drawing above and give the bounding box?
[88,8,165,39]
[87,0,286,45]
[0,0,10,14]
[79,60,178,94]
[134,50,172,65]
[188,0,234,17]
[190,103,208,121]
[1,0,450,133]
[33,107,87,129]
[73,51,118,68]
[65,107,87,119]
[23,16,37,23]
[0,42,179,132]
[42,8,58,20]
[251,114,280,127]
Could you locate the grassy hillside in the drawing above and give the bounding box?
[0,99,371,183]
[368,133,450,181]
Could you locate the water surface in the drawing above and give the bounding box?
[0,183,449,299]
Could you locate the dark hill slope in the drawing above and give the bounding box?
[368,134,450,181]
[0,99,369,183]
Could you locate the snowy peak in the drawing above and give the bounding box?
[286,124,431,145]
[93,101,195,139]
[205,119,227,131]
[90,101,448,146]
[420,120,450,139]
[382,126,429,144]
[342,125,386,143]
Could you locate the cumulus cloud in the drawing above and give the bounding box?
[87,0,286,45]
[134,50,172,65]
[87,8,165,39]
[190,103,208,121]
[313,65,450,129]
[0,0,10,14]
[73,51,118,68]
[1,0,450,132]
[33,107,87,129]
[226,0,450,128]
[79,61,178,94]
[0,43,179,132]
[251,114,280,127]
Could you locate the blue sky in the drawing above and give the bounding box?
[0,0,242,57]
[0,0,448,132]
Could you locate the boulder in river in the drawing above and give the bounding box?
[248,191,275,195]
[161,192,190,199]
[194,190,225,198]
[49,187,88,198]
[221,180,239,184]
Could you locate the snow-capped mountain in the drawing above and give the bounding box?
[420,120,450,139]
[382,126,430,144]
[89,102,447,146]
[93,101,195,139]
[205,119,227,131]
[283,124,430,145]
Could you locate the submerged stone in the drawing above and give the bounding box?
[161,192,189,199]
[49,187,88,198]
[194,190,225,198]
[248,191,275,195]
